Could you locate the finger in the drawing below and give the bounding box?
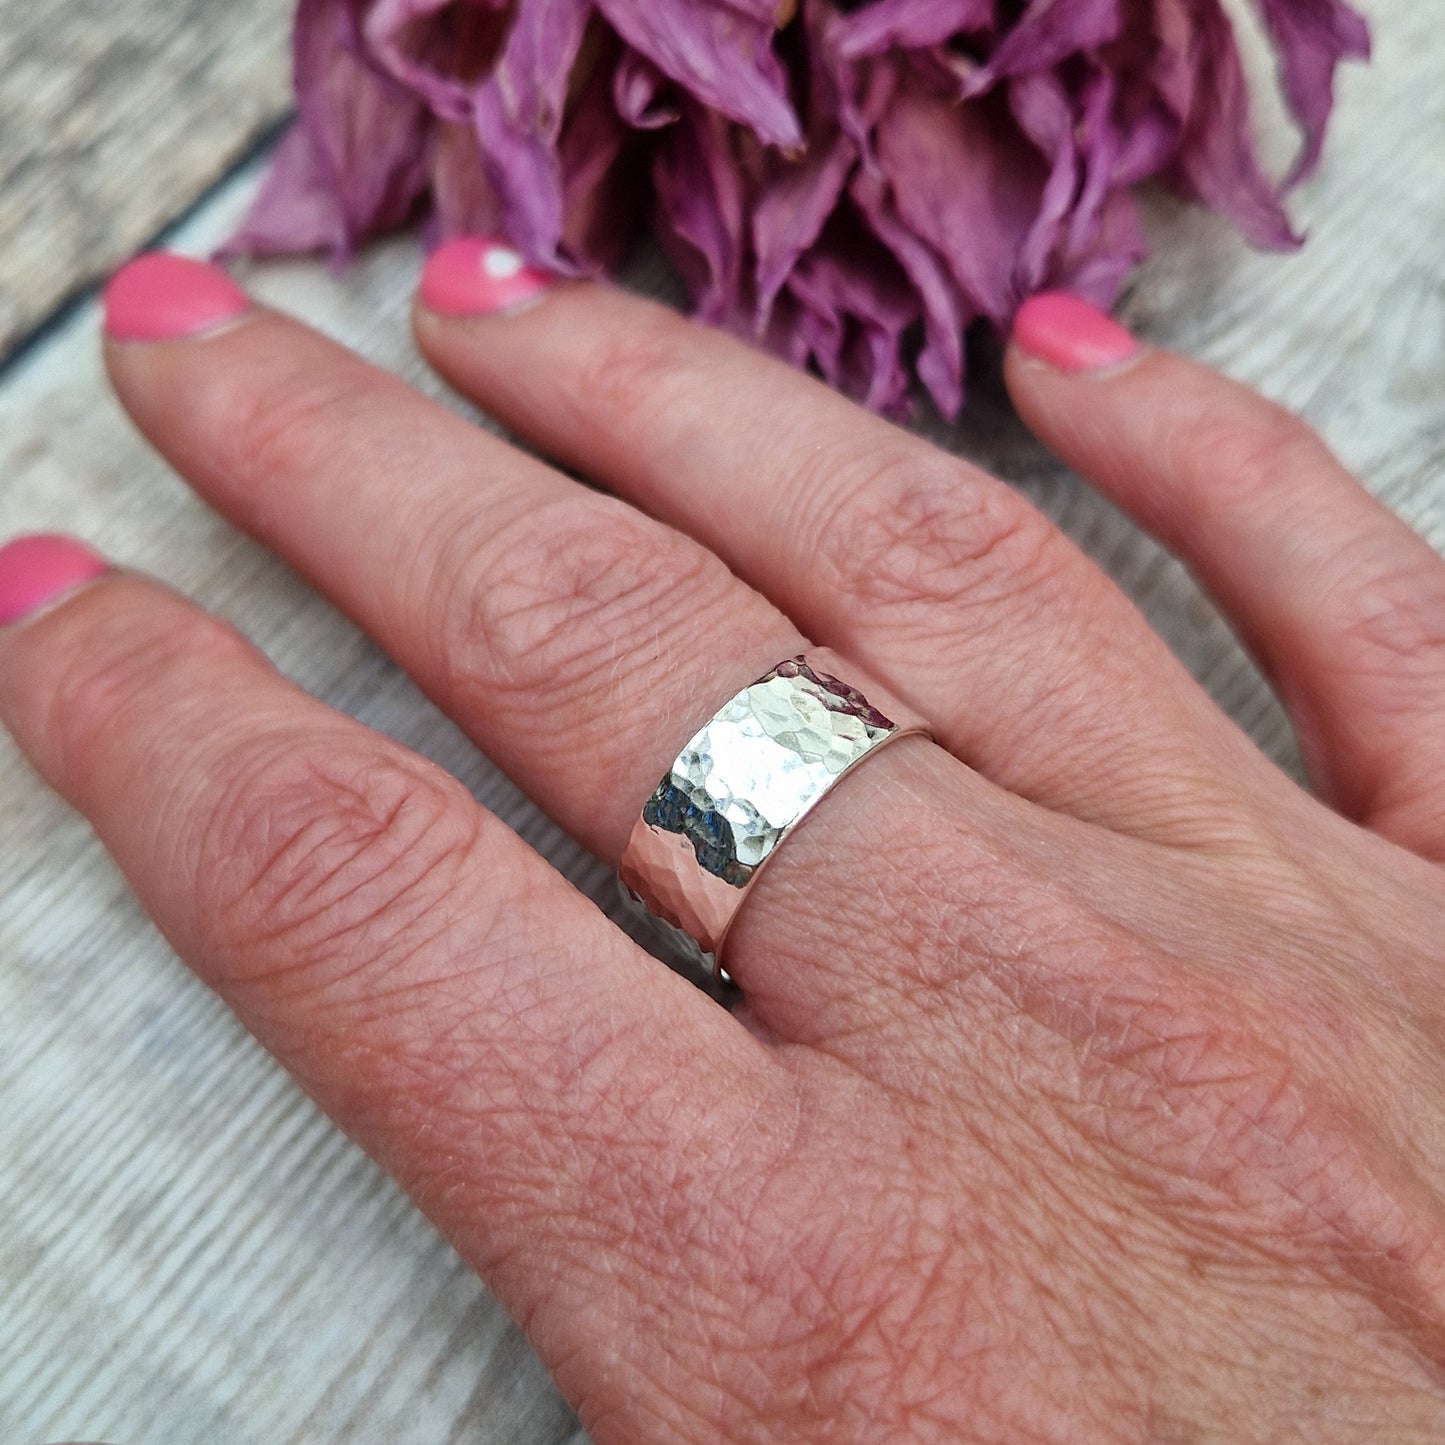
[101,254,808,870]
[1006,294,1445,860]
[97,253,997,1036]
[0,542,789,1425]
[410,239,1275,844]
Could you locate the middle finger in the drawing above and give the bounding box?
[412,248,1276,843]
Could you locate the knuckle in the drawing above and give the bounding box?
[568,310,705,436]
[45,601,253,784]
[1182,393,1445,679]
[433,496,726,704]
[1183,398,1333,509]
[209,357,366,494]
[809,442,1065,622]
[1330,542,1445,681]
[193,739,482,990]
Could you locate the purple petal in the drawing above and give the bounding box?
[652,101,749,326]
[849,167,967,418]
[1019,63,1147,302]
[759,290,815,372]
[362,0,511,122]
[613,48,680,129]
[594,0,803,147]
[221,124,349,258]
[426,119,502,240]
[1066,68,1122,244]
[827,0,992,60]
[751,132,857,325]
[560,50,645,269]
[228,0,431,261]
[789,283,844,392]
[874,86,1048,323]
[1073,59,1174,195]
[967,0,1122,93]
[469,0,593,270]
[1006,70,1082,295]
[1156,0,1298,249]
[849,321,914,418]
[1250,0,1370,184]
[784,240,917,415]
[809,0,895,165]
[1047,186,1146,305]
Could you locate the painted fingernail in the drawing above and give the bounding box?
[1012,292,1140,374]
[419,237,554,318]
[0,535,109,626]
[103,252,251,342]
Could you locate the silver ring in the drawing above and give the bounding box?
[618,649,932,980]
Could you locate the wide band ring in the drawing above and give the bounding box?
[618,649,932,979]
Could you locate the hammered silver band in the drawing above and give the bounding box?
[618,649,932,977]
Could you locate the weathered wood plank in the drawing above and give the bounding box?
[0,0,1442,1440]
[0,0,293,359]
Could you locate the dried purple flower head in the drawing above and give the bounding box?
[228,0,1369,417]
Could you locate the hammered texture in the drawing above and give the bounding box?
[621,656,920,963]
[646,658,897,880]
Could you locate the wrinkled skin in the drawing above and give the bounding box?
[3,268,1445,1441]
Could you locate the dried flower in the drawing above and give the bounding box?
[228,0,1369,417]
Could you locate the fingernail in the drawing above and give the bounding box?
[103,252,251,342]
[0,535,109,626]
[419,237,554,318]
[1012,292,1140,375]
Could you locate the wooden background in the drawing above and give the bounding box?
[0,0,1441,1440]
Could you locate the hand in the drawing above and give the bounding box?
[3,249,1444,1441]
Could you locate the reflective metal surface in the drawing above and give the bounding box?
[619,650,932,976]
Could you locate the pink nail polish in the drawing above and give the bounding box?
[103,252,251,342]
[1012,292,1140,374]
[0,535,109,626]
[419,237,554,318]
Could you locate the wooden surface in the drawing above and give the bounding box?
[1,0,1443,1440]
[0,0,292,360]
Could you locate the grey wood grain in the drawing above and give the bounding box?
[1,0,1442,1440]
[0,0,292,361]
